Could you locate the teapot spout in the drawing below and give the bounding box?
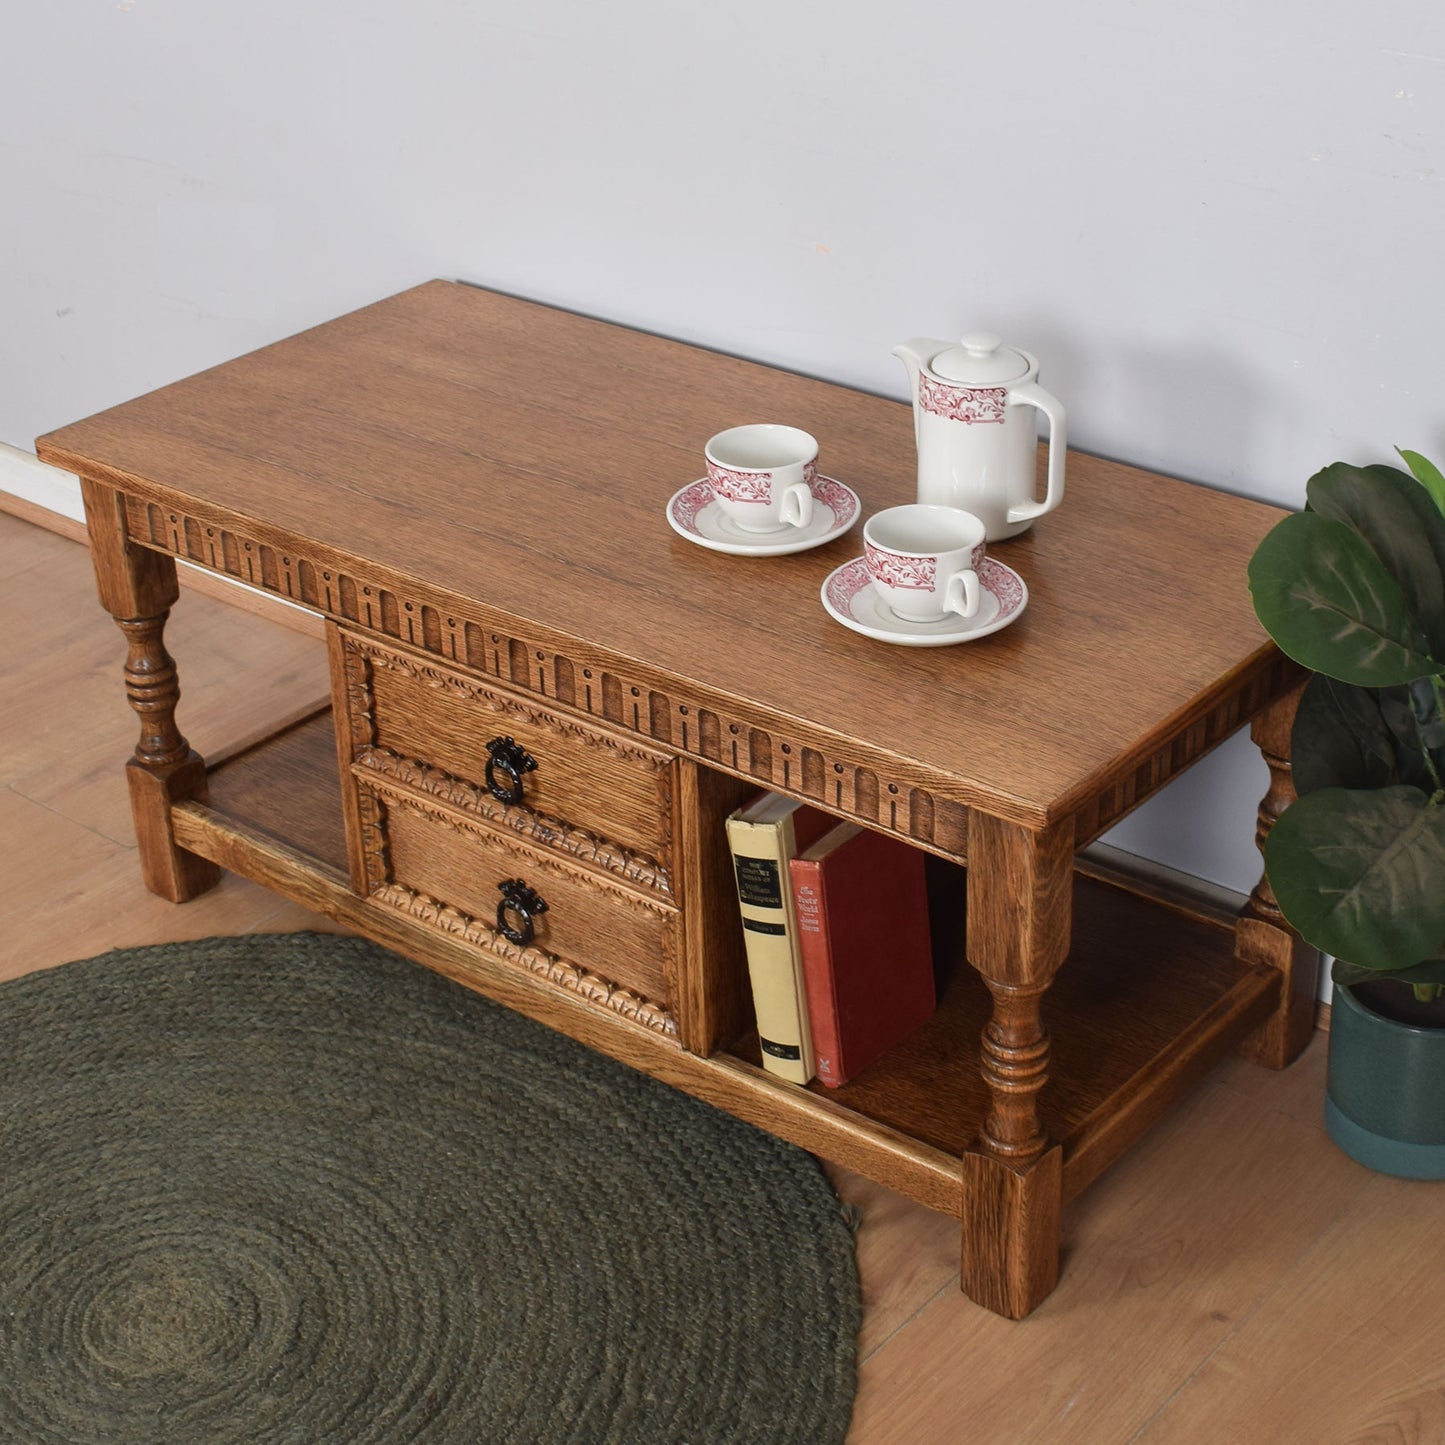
[892,338,936,388]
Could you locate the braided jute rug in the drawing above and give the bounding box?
[0,933,860,1444]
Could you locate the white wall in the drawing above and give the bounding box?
[6,1,1443,930]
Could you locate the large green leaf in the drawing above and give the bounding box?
[1291,675,1433,795]
[1308,461,1445,657]
[1398,449,1445,519]
[1265,786,1445,971]
[1249,511,1441,685]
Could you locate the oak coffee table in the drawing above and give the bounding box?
[38,281,1319,1319]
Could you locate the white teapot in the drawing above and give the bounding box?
[893,332,1066,541]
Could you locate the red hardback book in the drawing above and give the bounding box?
[789,822,936,1088]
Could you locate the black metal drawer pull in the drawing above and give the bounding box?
[485,735,538,805]
[496,878,548,945]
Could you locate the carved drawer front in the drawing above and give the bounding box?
[336,630,673,893]
[359,777,677,1018]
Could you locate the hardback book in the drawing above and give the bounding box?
[789,821,936,1088]
[725,792,834,1085]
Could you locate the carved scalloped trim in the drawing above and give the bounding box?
[356,746,672,898]
[356,786,390,893]
[339,640,378,756]
[370,882,678,1037]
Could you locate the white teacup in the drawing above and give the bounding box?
[864,504,985,623]
[704,424,817,532]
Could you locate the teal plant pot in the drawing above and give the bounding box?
[1325,982,1445,1179]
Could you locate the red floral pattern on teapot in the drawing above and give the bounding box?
[917,374,1007,425]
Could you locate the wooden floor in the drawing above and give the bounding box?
[6,508,1444,1444]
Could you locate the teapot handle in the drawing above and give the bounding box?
[1005,382,1067,525]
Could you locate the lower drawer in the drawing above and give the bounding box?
[362,779,677,1011]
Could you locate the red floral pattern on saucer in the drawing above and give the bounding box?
[668,475,859,557]
[822,554,1027,645]
[672,479,715,533]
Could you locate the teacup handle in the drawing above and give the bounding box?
[944,567,982,620]
[1005,382,1067,525]
[780,480,814,529]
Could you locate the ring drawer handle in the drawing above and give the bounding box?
[496,877,548,946]
[485,735,538,805]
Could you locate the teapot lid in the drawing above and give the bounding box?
[929,332,1030,385]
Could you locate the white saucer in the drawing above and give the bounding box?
[667,475,860,556]
[820,555,1028,646]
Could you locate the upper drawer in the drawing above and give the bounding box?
[334,630,673,888]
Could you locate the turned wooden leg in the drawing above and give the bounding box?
[1236,686,1321,1068]
[961,814,1073,1318]
[81,479,220,902]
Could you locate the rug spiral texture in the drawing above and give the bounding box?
[0,933,859,1443]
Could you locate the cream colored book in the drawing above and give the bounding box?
[725,793,833,1085]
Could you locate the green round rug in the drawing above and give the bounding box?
[0,933,860,1443]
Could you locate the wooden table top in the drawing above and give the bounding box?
[38,280,1288,829]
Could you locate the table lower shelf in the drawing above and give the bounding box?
[173,709,1281,1220]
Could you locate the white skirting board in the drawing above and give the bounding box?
[0,441,85,523]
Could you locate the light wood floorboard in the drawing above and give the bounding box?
[0,512,339,977]
[6,510,1438,1444]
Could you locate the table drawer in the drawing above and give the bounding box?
[360,777,676,1011]
[336,630,673,884]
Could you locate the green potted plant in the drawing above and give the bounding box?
[1248,450,1445,1177]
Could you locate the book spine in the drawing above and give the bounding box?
[725,817,814,1085]
[791,858,843,1088]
